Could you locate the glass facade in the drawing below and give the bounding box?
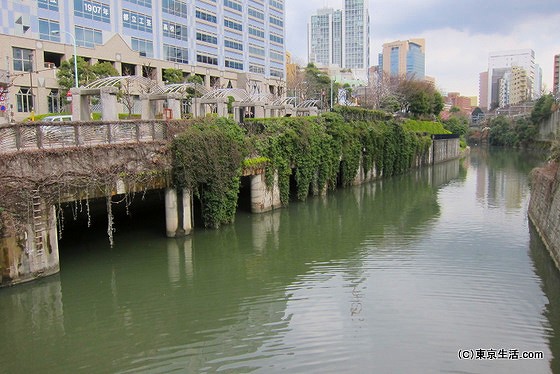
[309,12,331,65]
[309,3,367,70]
[344,0,369,69]
[406,43,425,79]
[390,47,399,76]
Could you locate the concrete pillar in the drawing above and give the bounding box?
[182,188,193,235]
[140,95,154,119]
[254,104,265,118]
[216,99,227,117]
[250,171,281,213]
[167,96,182,120]
[70,88,90,121]
[165,188,192,238]
[165,188,179,238]
[192,98,204,118]
[99,87,118,120]
[234,106,242,122]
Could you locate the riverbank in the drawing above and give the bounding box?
[528,160,560,269]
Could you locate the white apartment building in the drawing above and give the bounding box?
[0,0,286,121]
[307,0,369,80]
[486,49,535,109]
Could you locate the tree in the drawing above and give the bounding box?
[443,116,468,137]
[56,57,118,92]
[396,79,443,118]
[379,95,401,113]
[285,63,336,108]
[531,93,555,124]
[163,68,184,84]
[117,76,136,119]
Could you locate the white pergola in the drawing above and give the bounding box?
[71,76,320,121]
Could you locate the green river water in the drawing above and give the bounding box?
[1,147,559,373]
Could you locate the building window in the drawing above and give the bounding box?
[124,0,151,8]
[164,45,188,64]
[196,32,217,45]
[224,39,243,51]
[196,54,218,66]
[196,10,217,23]
[249,64,265,74]
[131,37,153,58]
[269,33,283,45]
[269,0,283,10]
[249,45,265,56]
[248,7,264,20]
[75,26,102,48]
[163,20,187,41]
[48,89,61,113]
[123,9,153,32]
[224,0,242,12]
[162,0,188,18]
[16,87,33,112]
[270,50,284,62]
[38,19,60,41]
[248,27,264,39]
[39,0,59,11]
[225,60,243,70]
[13,47,33,72]
[269,16,283,27]
[224,18,242,31]
[74,0,111,23]
[270,69,284,78]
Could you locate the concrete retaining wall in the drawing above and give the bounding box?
[528,161,560,269]
[433,138,460,164]
[539,110,560,142]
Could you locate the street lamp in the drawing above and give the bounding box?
[52,30,78,88]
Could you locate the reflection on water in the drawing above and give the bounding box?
[1,148,558,373]
[530,222,560,374]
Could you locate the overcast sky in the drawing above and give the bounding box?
[286,0,560,98]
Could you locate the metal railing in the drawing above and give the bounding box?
[0,121,169,153]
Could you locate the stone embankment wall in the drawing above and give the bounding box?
[528,161,560,268]
[539,111,560,142]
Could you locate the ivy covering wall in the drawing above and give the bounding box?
[171,109,436,228]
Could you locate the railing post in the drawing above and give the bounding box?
[135,122,141,142]
[73,123,81,147]
[107,122,112,144]
[14,124,22,150]
[35,124,43,149]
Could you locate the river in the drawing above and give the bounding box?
[1,147,559,373]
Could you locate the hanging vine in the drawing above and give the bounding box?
[172,117,247,228]
[0,142,171,246]
[0,111,441,243]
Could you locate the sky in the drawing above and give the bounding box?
[285,0,560,98]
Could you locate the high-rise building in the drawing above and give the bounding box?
[554,54,560,95]
[486,49,535,109]
[479,71,489,111]
[343,0,369,71]
[307,0,369,79]
[0,0,286,121]
[379,39,425,80]
[307,8,342,67]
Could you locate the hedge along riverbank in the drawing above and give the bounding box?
[171,112,436,229]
